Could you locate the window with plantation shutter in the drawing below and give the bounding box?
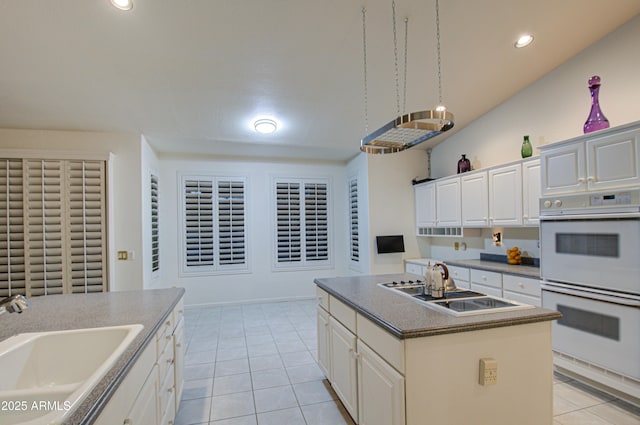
[150,173,160,274]
[0,158,107,298]
[181,175,247,274]
[274,178,331,269]
[349,177,359,263]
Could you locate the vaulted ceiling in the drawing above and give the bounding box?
[1,0,639,161]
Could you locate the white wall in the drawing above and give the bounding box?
[0,129,144,292]
[431,15,640,178]
[156,154,348,306]
[366,149,430,274]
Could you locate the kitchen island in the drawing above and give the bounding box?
[0,288,185,425]
[315,274,561,425]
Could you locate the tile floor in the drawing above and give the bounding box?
[177,299,640,425]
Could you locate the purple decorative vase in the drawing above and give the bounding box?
[457,154,471,174]
[583,75,610,134]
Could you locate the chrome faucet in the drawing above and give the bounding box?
[0,294,30,315]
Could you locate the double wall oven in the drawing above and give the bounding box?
[540,189,640,401]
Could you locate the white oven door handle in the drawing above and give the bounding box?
[540,211,640,220]
[541,283,640,308]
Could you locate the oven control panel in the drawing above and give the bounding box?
[540,189,640,214]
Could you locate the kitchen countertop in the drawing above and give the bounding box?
[0,287,185,425]
[405,258,540,278]
[315,274,559,339]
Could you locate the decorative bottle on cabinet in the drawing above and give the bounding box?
[521,135,532,158]
[583,75,610,134]
[457,154,471,173]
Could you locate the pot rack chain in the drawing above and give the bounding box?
[362,7,369,135]
[436,0,443,107]
[403,16,408,115]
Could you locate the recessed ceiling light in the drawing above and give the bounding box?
[253,119,277,134]
[515,34,534,48]
[110,0,133,11]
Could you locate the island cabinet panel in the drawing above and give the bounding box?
[357,340,405,425]
[329,316,359,423]
[357,313,405,373]
[317,305,331,378]
[404,321,553,425]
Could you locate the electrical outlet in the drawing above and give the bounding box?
[117,251,128,261]
[479,357,498,386]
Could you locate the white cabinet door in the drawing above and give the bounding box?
[586,128,640,191]
[435,177,461,227]
[541,142,586,195]
[414,182,436,227]
[489,164,523,226]
[317,306,331,378]
[329,317,359,423]
[461,171,489,227]
[522,159,541,225]
[173,317,185,412]
[357,340,405,425]
[126,364,159,425]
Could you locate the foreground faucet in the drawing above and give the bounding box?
[0,294,30,315]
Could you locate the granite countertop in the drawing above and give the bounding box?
[405,258,540,278]
[315,274,559,339]
[0,287,185,425]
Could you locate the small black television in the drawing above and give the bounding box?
[376,235,405,254]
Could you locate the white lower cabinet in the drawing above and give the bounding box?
[95,296,184,425]
[317,305,331,378]
[357,340,405,425]
[329,316,359,423]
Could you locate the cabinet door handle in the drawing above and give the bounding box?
[578,178,586,183]
[518,282,525,289]
[587,176,595,182]
[124,420,132,425]
[168,387,174,393]
[176,342,182,348]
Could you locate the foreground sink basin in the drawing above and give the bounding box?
[0,324,143,425]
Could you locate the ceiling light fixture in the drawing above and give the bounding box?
[515,34,534,48]
[360,0,454,154]
[110,0,133,11]
[253,119,277,134]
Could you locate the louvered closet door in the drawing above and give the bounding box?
[217,180,245,266]
[150,174,159,273]
[276,182,301,263]
[349,179,359,263]
[24,160,65,296]
[304,183,328,262]
[66,161,106,293]
[0,160,26,297]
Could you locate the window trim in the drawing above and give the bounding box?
[178,173,250,277]
[271,176,333,272]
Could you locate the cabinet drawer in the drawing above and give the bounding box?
[173,297,185,328]
[159,362,175,420]
[503,274,541,297]
[471,283,502,298]
[447,265,470,282]
[405,262,424,276]
[158,339,175,384]
[503,290,541,307]
[356,313,405,374]
[316,287,329,311]
[156,314,174,355]
[330,295,357,334]
[160,394,176,425]
[470,269,502,288]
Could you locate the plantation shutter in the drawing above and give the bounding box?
[0,158,107,298]
[276,182,301,263]
[217,180,246,266]
[24,160,65,296]
[349,178,359,262]
[304,182,328,261]
[184,179,214,267]
[0,160,26,297]
[150,174,159,273]
[66,160,106,294]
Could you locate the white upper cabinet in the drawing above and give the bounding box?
[488,164,523,226]
[522,159,541,225]
[586,128,640,191]
[461,171,489,227]
[414,182,436,227]
[435,177,461,226]
[540,123,640,195]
